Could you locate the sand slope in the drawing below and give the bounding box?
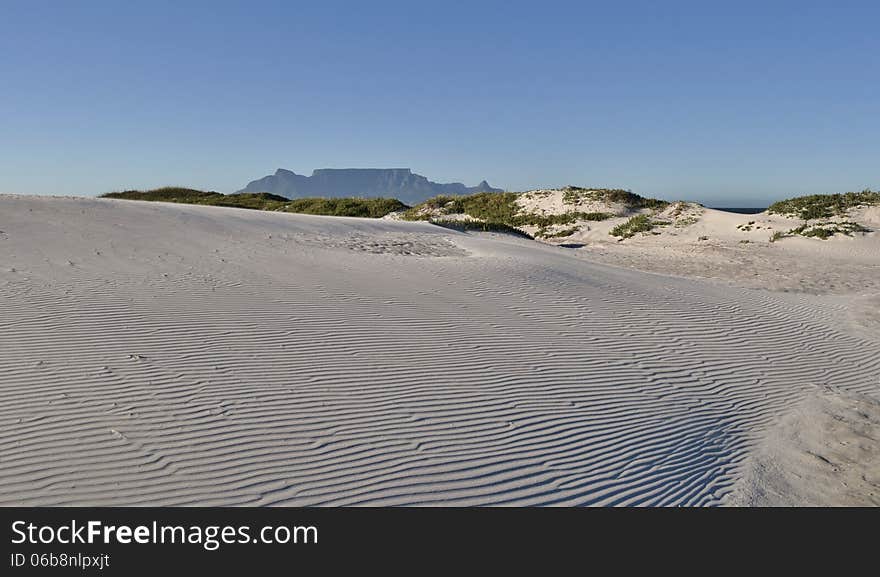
[1,195,878,505]
[728,387,880,506]
[570,206,880,295]
[393,188,880,295]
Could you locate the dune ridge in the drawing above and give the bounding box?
[0,195,877,505]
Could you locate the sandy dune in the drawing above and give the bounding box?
[394,187,880,295]
[728,387,880,506]
[1,195,878,506]
[570,206,880,295]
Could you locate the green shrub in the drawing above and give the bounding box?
[542,226,579,238]
[515,211,613,228]
[213,193,290,210]
[400,192,518,222]
[609,214,655,239]
[102,187,224,202]
[560,186,668,209]
[785,221,870,240]
[280,197,407,218]
[101,188,289,211]
[456,192,520,222]
[407,195,465,215]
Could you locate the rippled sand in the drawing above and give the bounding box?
[1,195,877,505]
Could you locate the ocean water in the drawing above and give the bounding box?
[710,207,767,214]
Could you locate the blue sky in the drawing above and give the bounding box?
[1,1,877,205]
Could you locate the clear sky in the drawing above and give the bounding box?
[1,1,877,206]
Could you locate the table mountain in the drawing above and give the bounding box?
[237,168,502,205]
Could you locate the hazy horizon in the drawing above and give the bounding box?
[2,1,877,206]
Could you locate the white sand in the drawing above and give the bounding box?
[511,190,880,295]
[727,387,880,506]
[1,194,878,506]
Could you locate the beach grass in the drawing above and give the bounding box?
[768,189,879,220]
[609,214,656,239]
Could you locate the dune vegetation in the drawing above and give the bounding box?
[767,189,879,220]
[101,187,671,233]
[401,192,520,223]
[762,190,877,240]
[101,188,407,218]
[102,188,289,210]
[773,221,871,241]
[279,197,407,218]
[399,189,665,237]
[609,214,657,239]
[100,187,877,242]
[559,186,668,210]
[428,219,534,238]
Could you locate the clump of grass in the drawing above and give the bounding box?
[214,193,291,210]
[578,212,614,221]
[609,214,656,239]
[102,188,289,210]
[783,221,871,240]
[560,186,668,209]
[561,186,629,204]
[446,192,520,222]
[406,195,465,215]
[280,197,407,218]
[534,226,579,239]
[520,211,613,229]
[428,219,533,239]
[552,227,580,238]
[668,202,686,217]
[401,192,519,222]
[769,221,871,241]
[767,189,880,220]
[102,187,223,202]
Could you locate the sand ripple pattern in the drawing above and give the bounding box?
[1,196,877,506]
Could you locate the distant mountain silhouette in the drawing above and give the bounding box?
[237,168,502,205]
